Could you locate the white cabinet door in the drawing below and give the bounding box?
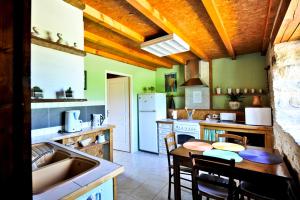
[139,111,158,153]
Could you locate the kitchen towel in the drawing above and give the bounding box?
[203,149,243,162]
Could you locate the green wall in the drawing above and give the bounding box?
[212,53,268,109]
[84,53,156,152]
[155,52,268,109]
[155,65,185,108]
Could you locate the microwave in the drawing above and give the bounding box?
[245,107,272,126]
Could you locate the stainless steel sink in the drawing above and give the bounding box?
[32,142,99,195]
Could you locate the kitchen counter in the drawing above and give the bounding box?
[31,124,115,144]
[32,124,122,200]
[199,120,273,130]
[199,120,273,148]
[32,141,124,200]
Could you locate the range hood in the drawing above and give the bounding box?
[181,59,208,87]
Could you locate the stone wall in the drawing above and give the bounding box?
[268,40,300,182]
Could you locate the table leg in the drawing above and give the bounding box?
[173,156,181,200]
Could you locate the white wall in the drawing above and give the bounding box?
[31,45,84,98]
[31,0,84,98]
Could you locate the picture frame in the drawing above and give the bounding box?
[165,72,177,92]
[84,70,87,90]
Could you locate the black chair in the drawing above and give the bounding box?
[177,134,195,145]
[165,132,192,200]
[190,153,237,200]
[238,180,289,200]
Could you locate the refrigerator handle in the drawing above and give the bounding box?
[139,110,156,112]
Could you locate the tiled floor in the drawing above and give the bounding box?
[114,150,193,200]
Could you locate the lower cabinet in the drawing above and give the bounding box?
[157,123,173,154]
[76,179,113,200]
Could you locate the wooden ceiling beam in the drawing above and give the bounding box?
[63,0,85,10]
[85,31,173,68]
[168,55,186,64]
[202,0,235,59]
[85,46,156,71]
[262,0,273,53]
[126,0,209,61]
[275,0,300,43]
[269,0,290,44]
[84,4,145,43]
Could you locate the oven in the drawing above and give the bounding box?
[173,120,201,144]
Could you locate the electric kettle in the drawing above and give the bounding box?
[65,110,82,132]
[92,114,104,127]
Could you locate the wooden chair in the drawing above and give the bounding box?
[164,132,192,200]
[177,134,195,145]
[190,153,237,200]
[216,133,247,146]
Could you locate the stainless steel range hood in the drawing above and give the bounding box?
[180,59,208,87]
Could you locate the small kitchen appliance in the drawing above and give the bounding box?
[92,114,104,127]
[245,107,272,126]
[220,113,236,122]
[65,110,82,132]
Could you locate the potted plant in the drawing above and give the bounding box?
[65,87,73,98]
[143,87,147,93]
[148,86,155,93]
[227,93,244,110]
[32,86,43,99]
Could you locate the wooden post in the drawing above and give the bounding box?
[0,0,32,198]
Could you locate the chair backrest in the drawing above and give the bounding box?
[189,153,236,198]
[216,133,247,146]
[164,132,177,167]
[177,134,195,145]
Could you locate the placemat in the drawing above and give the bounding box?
[212,142,245,152]
[183,141,213,151]
[239,149,283,164]
[203,149,243,162]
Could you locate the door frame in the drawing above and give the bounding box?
[105,70,133,152]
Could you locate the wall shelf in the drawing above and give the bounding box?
[213,93,268,96]
[31,98,87,103]
[31,35,86,57]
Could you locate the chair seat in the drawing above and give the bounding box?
[197,174,233,199]
[239,181,282,200]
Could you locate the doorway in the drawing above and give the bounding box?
[106,72,131,152]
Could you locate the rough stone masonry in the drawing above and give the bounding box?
[270,40,300,182]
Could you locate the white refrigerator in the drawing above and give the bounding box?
[138,93,166,153]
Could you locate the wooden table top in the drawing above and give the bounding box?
[171,141,291,181]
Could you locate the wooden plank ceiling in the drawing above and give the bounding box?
[79,0,287,70]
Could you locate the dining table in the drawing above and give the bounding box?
[170,140,292,200]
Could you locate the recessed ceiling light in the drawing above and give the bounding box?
[141,34,190,57]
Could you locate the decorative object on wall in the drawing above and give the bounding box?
[168,95,176,109]
[56,33,63,44]
[216,86,222,94]
[45,31,53,41]
[227,88,232,94]
[165,73,177,92]
[65,87,73,98]
[84,70,87,90]
[32,26,39,36]
[56,89,65,99]
[227,93,244,110]
[252,95,262,107]
[32,86,44,99]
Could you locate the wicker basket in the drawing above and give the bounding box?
[77,143,103,158]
